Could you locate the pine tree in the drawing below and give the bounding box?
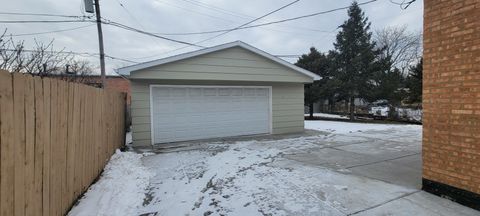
[370,53,406,107]
[406,58,422,104]
[295,47,330,118]
[331,1,379,120]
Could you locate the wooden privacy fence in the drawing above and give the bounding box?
[0,70,126,216]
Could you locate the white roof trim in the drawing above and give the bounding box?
[116,41,321,80]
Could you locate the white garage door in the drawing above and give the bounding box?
[151,86,271,144]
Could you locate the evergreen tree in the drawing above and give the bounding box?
[331,1,380,120]
[370,53,406,107]
[406,58,422,104]
[295,47,330,118]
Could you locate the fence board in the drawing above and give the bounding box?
[73,84,82,199]
[80,87,87,192]
[66,84,75,205]
[92,89,98,179]
[0,70,15,216]
[42,78,51,216]
[58,80,68,214]
[85,87,92,188]
[49,79,59,216]
[24,75,35,215]
[96,93,101,171]
[13,73,26,216]
[33,76,44,214]
[72,84,81,199]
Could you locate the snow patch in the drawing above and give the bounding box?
[125,131,132,146]
[68,150,153,216]
[304,113,349,119]
[397,108,422,122]
[305,120,420,134]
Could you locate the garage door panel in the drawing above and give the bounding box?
[151,86,271,144]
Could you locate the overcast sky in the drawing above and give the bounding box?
[2,0,423,74]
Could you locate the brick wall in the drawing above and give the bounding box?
[423,0,480,196]
[105,77,131,105]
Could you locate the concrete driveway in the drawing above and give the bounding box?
[138,121,479,216]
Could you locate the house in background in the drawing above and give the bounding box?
[118,41,320,147]
[423,0,480,210]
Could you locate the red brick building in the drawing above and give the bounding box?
[423,0,480,210]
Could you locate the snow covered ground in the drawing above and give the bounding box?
[304,112,349,119]
[69,121,478,216]
[68,150,153,216]
[305,120,419,134]
[137,121,476,216]
[140,143,411,215]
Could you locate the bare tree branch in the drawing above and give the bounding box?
[0,30,95,77]
[374,25,422,74]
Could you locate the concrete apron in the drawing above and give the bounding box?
[136,127,480,215]
[135,129,421,189]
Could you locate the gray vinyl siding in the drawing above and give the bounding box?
[131,80,304,146]
[131,80,151,146]
[129,47,312,83]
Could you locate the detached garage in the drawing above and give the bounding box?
[118,41,320,146]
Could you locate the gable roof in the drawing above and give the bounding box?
[116,41,321,80]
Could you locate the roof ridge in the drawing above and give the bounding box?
[116,41,321,80]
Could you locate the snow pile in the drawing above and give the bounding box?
[305,120,420,134]
[304,112,349,119]
[368,106,423,123]
[68,150,153,216]
[397,108,422,122]
[125,131,132,146]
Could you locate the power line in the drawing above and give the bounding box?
[194,0,301,45]
[0,48,97,57]
[0,48,137,63]
[151,0,377,36]
[0,11,92,19]
[156,0,237,24]
[131,0,301,60]
[101,19,204,47]
[178,0,337,34]
[389,0,417,9]
[0,19,93,24]
[247,0,377,27]
[7,24,95,37]
[0,47,297,62]
[115,0,146,29]
[0,17,204,50]
[104,54,138,63]
[164,0,317,37]
[0,11,94,23]
[162,0,320,38]
[179,0,250,19]
[131,0,374,61]
[1,0,377,62]
[115,0,169,51]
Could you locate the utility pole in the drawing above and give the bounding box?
[93,0,106,88]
